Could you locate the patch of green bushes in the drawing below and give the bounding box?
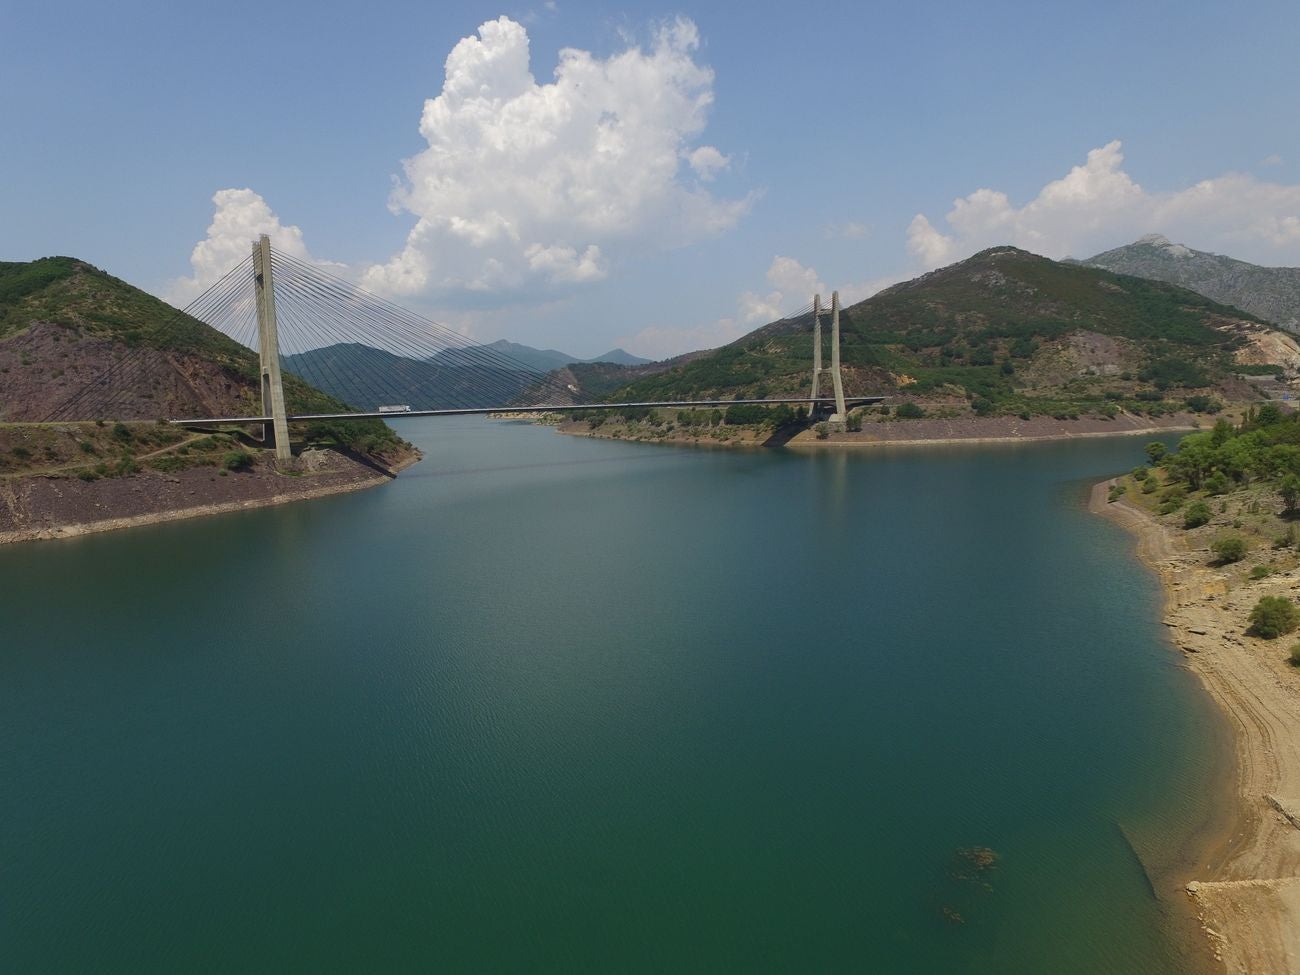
[1248,596,1300,639]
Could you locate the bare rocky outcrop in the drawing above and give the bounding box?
[0,321,256,422]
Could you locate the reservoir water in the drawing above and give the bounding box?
[0,419,1225,972]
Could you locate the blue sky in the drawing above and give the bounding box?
[4,0,1299,357]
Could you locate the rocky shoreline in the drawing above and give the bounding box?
[1092,482,1300,973]
[0,447,421,545]
[555,411,1202,450]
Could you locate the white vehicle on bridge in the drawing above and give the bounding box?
[377,404,412,414]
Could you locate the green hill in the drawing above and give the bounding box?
[0,257,403,455]
[609,247,1289,418]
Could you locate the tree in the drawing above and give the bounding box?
[1281,474,1300,514]
[1183,501,1212,529]
[1248,596,1300,639]
[1210,536,1246,564]
[1210,417,1234,447]
[1145,441,1168,465]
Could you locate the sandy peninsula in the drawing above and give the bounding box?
[1093,482,1300,974]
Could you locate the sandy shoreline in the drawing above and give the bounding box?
[1092,482,1300,973]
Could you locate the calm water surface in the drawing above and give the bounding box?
[0,419,1225,972]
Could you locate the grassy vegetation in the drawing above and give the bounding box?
[1109,403,1300,640]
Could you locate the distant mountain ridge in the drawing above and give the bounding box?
[432,340,650,371]
[1078,235,1300,333]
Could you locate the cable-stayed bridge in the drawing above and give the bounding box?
[47,236,880,459]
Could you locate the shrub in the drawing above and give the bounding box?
[1250,565,1274,580]
[846,410,863,432]
[11,446,31,460]
[111,422,132,442]
[1248,596,1300,639]
[1275,526,1297,550]
[1290,642,1300,666]
[1205,472,1231,496]
[1183,501,1212,528]
[1141,477,1159,494]
[1210,536,1247,564]
[896,402,925,419]
[1145,442,1168,464]
[814,422,829,440]
[1107,484,1126,503]
[1185,395,1223,414]
[1132,466,1149,481]
[222,450,254,471]
[1280,474,1300,514]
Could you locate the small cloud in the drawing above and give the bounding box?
[687,145,730,181]
[615,255,897,360]
[825,221,868,240]
[1263,154,1284,167]
[617,317,747,360]
[543,0,557,10]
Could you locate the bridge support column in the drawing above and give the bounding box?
[808,293,822,417]
[828,290,847,430]
[809,290,848,429]
[252,234,292,462]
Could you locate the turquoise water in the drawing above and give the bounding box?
[0,420,1225,972]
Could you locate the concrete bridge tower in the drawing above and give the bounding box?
[808,291,848,428]
[252,234,293,462]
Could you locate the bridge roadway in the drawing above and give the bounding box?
[170,396,885,426]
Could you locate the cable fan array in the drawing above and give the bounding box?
[44,245,824,422]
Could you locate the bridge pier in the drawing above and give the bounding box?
[809,291,848,430]
[252,234,292,462]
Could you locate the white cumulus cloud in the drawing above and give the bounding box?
[907,140,1300,268]
[362,15,748,298]
[166,188,315,304]
[738,256,827,323]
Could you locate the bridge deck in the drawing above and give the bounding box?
[171,397,885,426]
